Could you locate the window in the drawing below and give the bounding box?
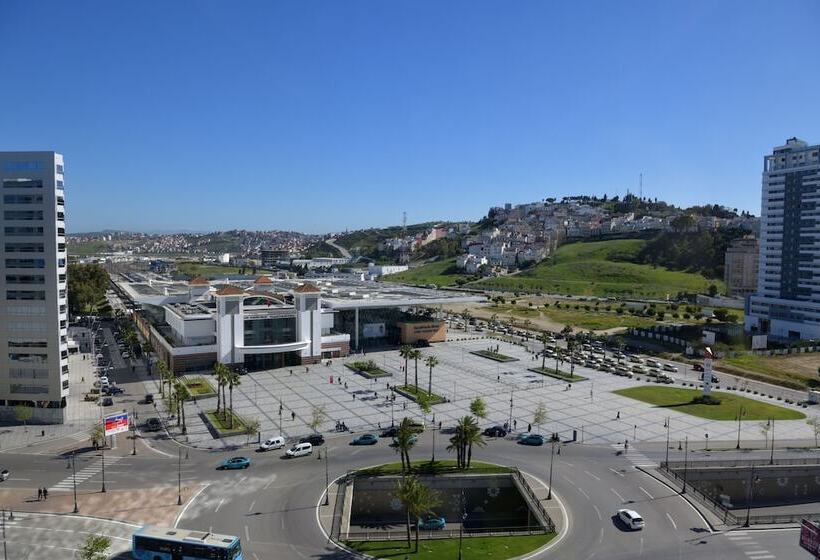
[62,379,69,390]
[10,385,49,395]
[6,275,45,285]
[58,273,66,283]
[3,194,43,204]
[57,196,64,205]
[7,290,46,300]
[9,353,47,364]
[56,212,64,221]
[5,243,44,253]
[5,258,45,268]
[58,243,66,252]
[56,164,64,174]
[59,288,66,298]
[2,179,42,189]
[56,179,64,188]
[8,340,47,348]
[58,258,66,267]
[4,210,43,220]
[9,368,49,379]
[5,226,43,237]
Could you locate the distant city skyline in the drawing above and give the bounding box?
[2,1,819,234]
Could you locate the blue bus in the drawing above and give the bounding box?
[132,526,242,560]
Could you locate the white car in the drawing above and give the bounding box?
[662,364,678,373]
[98,376,109,384]
[617,509,645,530]
[645,359,661,368]
[259,436,285,451]
[285,442,312,458]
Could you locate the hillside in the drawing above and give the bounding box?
[334,222,448,257]
[475,239,721,297]
[380,257,470,287]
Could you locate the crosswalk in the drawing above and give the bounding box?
[610,443,656,468]
[49,455,124,492]
[724,531,776,560]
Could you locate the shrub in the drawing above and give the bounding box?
[691,395,721,405]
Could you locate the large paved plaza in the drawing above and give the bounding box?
[150,336,819,449]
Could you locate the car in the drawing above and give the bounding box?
[417,515,446,530]
[391,434,417,447]
[656,373,674,384]
[100,397,114,406]
[628,356,644,364]
[517,434,545,446]
[662,364,678,373]
[693,363,705,372]
[483,425,507,437]
[259,436,286,451]
[700,373,719,383]
[102,385,124,396]
[351,434,379,445]
[617,508,645,530]
[98,376,109,384]
[414,339,430,348]
[144,417,162,432]
[286,442,313,457]
[144,394,154,404]
[645,359,661,368]
[121,352,130,359]
[218,457,251,470]
[0,468,9,481]
[381,426,399,438]
[299,433,325,446]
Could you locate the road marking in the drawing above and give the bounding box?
[610,488,625,501]
[244,525,250,542]
[263,474,277,490]
[599,527,604,543]
[745,552,771,556]
[584,470,601,481]
[592,505,602,520]
[747,556,774,560]
[666,512,677,530]
[639,486,654,499]
[608,467,624,477]
[248,500,255,513]
[578,487,590,500]
[639,536,644,556]
[214,498,225,513]
[174,484,210,528]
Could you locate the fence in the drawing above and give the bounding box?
[345,525,549,542]
[664,458,820,469]
[510,467,556,533]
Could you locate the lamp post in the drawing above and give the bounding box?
[547,437,556,500]
[431,426,436,463]
[743,464,760,527]
[736,406,745,450]
[72,451,79,513]
[681,437,689,494]
[131,410,137,456]
[324,446,330,506]
[177,447,182,506]
[100,439,106,493]
[769,419,775,465]
[705,433,709,452]
[457,489,466,560]
[664,417,670,469]
[508,390,514,430]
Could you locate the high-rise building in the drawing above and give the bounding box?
[745,138,820,340]
[724,236,759,298]
[0,152,69,423]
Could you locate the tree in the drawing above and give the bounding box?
[89,422,105,449]
[173,379,189,434]
[78,534,111,560]
[460,310,472,331]
[416,392,432,416]
[227,370,241,429]
[213,363,231,415]
[399,345,413,387]
[807,417,820,448]
[14,404,33,428]
[448,416,484,469]
[396,475,441,551]
[424,355,439,396]
[538,331,551,370]
[533,402,548,433]
[394,417,417,472]
[156,361,169,398]
[409,349,422,391]
[469,397,487,419]
[245,418,261,447]
[759,422,771,449]
[309,405,327,433]
[708,284,719,297]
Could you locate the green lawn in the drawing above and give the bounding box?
[176,262,245,278]
[721,354,820,389]
[541,308,660,330]
[181,376,216,397]
[357,460,512,476]
[204,410,248,436]
[475,239,720,297]
[529,367,587,382]
[397,385,446,404]
[346,360,390,377]
[67,240,111,256]
[470,350,518,362]
[346,533,555,560]
[383,258,469,287]
[613,387,805,420]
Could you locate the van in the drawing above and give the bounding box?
[645,359,660,368]
[260,436,285,451]
[285,442,312,458]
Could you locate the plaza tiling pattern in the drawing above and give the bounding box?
[147,337,819,449]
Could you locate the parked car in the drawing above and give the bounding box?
[218,457,251,470]
[391,434,418,447]
[700,372,719,383]
[100,397,114,407]
[518,434,545,446]
[144,417,162,432]
[483,425,507,437]
[693,363,705,372]
[381,426,399,438]
[259,436,286,451]
[285,442,312,458]
[299,433,325,446]
[417,515,446,530]
[0,468,9,481]
[617,508,645,530]
[662,364,678,373]
[144,394,154,404]
[351,434,379,445]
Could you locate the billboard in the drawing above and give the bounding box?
[104,412,130,436]
[362,323,386,339]
[801,519,820,559]
[752,335,768,350]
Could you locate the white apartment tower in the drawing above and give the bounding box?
[745,138,820,340]
[0,152,69,423]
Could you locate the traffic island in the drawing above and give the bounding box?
[470,349,519,363]
[324,460,559,560]
[181,376,217,399]
[394,385,446,405]
[345,360,392,379]
[202,410,247,438]
[528,367,587,382]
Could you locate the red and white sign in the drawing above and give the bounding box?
[104,412,129,436]
[800,519,820,559]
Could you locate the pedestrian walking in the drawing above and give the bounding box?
[344,382,348,389]
[527,423,532,432]
[616,411,620,419]
[37,488,42,501]
[513,419,517,430]
[43,487,48,500]
[291,411,295,421]
[353,394,356,401]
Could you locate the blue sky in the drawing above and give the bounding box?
[1,1,819,234]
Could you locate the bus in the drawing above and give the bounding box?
[132,526,242,560]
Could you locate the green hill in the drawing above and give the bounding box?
[381,258,469,287]
[475,239,721,298]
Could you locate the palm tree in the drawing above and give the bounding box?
[460,310,472,332]
[424,355,438,396]
[213,363,230,415]
[399,345,413,387]
[448,416,485,469]
[396,475,441,552]
[156,361,168,397]
[409,349,422,391]
[462,416,485,468]
[538,331,550,370]
[566,337,577,377]
[446,426,466,468]
[227,370,241,429]
[173,379,189,434]
[394,417,417,472]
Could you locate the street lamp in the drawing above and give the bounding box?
[769,419,775,465]
[72,452,79,513]
[508,390,514,430]
[681,437,689,494]
[457,489,466,560]
[743,465,760,527]
[736,406,745,450]
[177,447,182,506]
[547,437,556,500]
[100,439,106,493]
[664,417,670,469]
[705,433,709,452]
[324,446,330,506]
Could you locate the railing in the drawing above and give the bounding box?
[329,473,351,540]
[511,467,556,533]
[664,457,820,469]
[345,525,548,542]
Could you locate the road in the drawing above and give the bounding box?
[326,238,352,259]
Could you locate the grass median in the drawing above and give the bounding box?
[346,533,555,560]
[529,367,587,382]
[357,460,512,476]
[613,386,805,421]
[470,349,518,362]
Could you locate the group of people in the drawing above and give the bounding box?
[36,487,48,501]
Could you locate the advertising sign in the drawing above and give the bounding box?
[800,519,820,559]
[752,335,768,350]
[362,323,386,339]
[104,412,130,436]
